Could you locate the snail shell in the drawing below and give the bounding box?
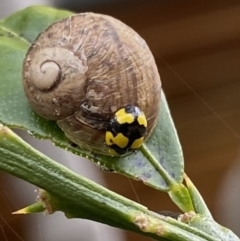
[22,13,161,156]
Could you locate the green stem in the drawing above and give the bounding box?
[149,211,218,241]
[0,125,219,241]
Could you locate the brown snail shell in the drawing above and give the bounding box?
[22,13,161,155]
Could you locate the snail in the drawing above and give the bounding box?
[22,12,161,156]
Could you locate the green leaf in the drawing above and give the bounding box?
[0,5,184,191]
[184,174,212,217]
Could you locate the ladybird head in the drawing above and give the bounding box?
[105,105,147,156]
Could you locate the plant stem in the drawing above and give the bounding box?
[0,125,219,241]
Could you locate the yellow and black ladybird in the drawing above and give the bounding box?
[105,105,147,155]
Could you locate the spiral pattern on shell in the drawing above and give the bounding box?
[22,13,161,155]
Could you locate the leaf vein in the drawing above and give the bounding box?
[0,25,30,45]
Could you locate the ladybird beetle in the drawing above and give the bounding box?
[105,105,147,155]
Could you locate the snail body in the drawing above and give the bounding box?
[22,13,161,156]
